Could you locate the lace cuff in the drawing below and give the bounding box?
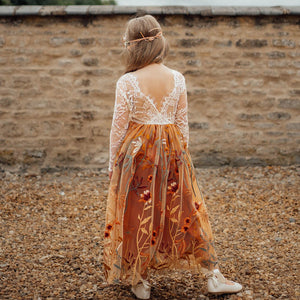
[175,75,189,148]
[108,76,130,172]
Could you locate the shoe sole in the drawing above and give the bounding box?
[208,288,243,295]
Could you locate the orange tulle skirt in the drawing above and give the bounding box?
[103,121,218,285]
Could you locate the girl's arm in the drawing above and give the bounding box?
[108,76,130,173]
[175,74,189,148]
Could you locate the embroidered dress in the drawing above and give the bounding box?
[103,69,218,285]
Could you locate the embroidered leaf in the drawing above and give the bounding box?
[141,227,148,235]
[140,216,152,225]
[138,214,141,220]
[170,217,178,223]
[149,222,153,232]
[170,205,180,215]
[144,205,152,211]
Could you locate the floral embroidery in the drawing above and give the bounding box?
[184,217,191,225]
[106,224,113,230]
[132,137,143,155]
[168,181,178,193]
[165,146,170,156]
[139,190,152,204]
[181,225,189,232]
[195,201,202,211]
[104,223,113,238]
[147,175,153,182]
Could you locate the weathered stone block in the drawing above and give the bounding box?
[65,5,89,15]
[0,150,16,165]
[85,69,113,76]
[39,5,66,16]
[98,37,119,47]
[23,149,46,164]
[213,40,232,47]
[286,123,300,130]
[242,52,261,58]
[0,37,5,48]
[272,39,296,48]
[177,38,209,48]
[0,97,15,108]
[64,122,83,135]
[266,51,286,58]
[78,38,95,46]
[237,113,264,121]
[50,37,75,47]
[235,60,252,67]
[183,70,202,76]
[88,5,114,15]
[72,111,95,121]
[186,60,201,67]
[11,76,32,89]
[290,89,300,96]
[70,49,82,57]
[265,131,284,136]
[55,149,80,163]
[0,78,5,87]
[270,138,289,145]
[267,112,291,121]
[91,126,109,137]
[1,122,23,137]
[189,122,209,129]
[0,6,15,16]
[24,123,39,137]
[49,69,65,76]
[292,61,300,69]
[253,123,275,129]
[109,49,123,55]
[16,5,42,15]
[236,39,267,48]
[178,51,196,58]
[82,57,99,67]
[278,98,300,109]
[41,120,62,137]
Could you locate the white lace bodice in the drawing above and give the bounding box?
[109,69,189,172]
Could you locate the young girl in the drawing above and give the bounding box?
[103,15,242,299]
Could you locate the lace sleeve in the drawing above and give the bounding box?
[108,76,130,172]
[175,74,189,148]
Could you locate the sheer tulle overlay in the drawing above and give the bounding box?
[103,67,218,285]
[103,121,218,285]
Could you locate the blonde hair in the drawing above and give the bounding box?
[123,15,169,73]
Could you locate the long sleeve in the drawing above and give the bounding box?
[175,75,189,148]
[108,77,130,172]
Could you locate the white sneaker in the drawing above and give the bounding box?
[131,279,151,299]
[206,269,242,295]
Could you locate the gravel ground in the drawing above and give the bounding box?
[0,165,299,300]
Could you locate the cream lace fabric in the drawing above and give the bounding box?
[109,69,189,172]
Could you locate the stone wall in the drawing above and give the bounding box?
[0,6,299,172]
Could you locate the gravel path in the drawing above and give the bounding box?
[0,165,299,300]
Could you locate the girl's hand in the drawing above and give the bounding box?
[109,171,113,180]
